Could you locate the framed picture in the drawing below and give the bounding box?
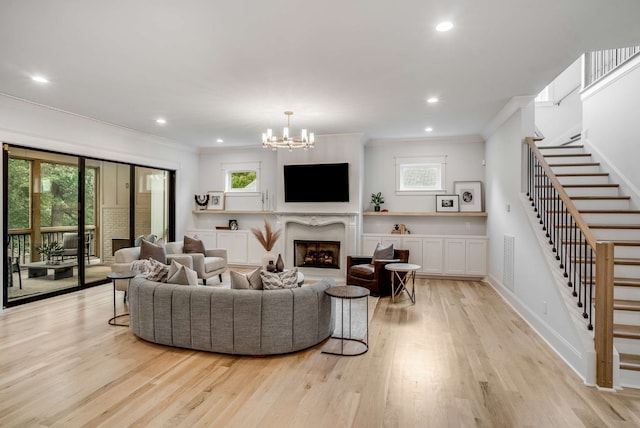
[436,194,459,212]
[454,181,482,212]
[207,191,225,210]
[229,219,238,230]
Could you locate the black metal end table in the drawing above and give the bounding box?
[107,271,136,326]
[322,285,370,356]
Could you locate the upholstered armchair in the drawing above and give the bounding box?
[346,249,409,297]
[164,240,227,285]
[61,232,91,264]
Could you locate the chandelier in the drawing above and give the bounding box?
[262,111,315,150]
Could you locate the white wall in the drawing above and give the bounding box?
[582,57,640,206]
[0,94,199,307]
[365,136,485,212]
[485,101,590,380]
[535,58,583,146]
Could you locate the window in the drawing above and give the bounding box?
[395,156,446,194]
[223,162,260,194]
[535,84,554,106]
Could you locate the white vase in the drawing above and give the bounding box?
[261,252,276,269]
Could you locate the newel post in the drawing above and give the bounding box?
[595,241,614,388]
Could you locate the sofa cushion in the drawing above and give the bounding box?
[146,258,169,282]
[204,256,226,273]
[349,264,375,280]
[372,242,394,261]
[184,235,206,255]
[166,260,198,285]
[261,269,299,290]
[140,239,167,264]
[230,268,262,290]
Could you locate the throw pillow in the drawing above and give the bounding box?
[134,235,146,247]
[146,258,169,282]
[130,259,154,275]
[230,268,263,290]
[166,260,198,285]
[372,242,394,261]
[183,235,206,255]
[261,269,298,290]
[230,270,250,289]
[140,239,167,264]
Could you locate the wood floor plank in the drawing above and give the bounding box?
[1,279,640,427]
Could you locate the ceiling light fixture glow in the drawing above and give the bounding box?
[156,118,166,124]
[425,127,433,132]
[435,21,454,32]
[31,75,49,83]
[216,138,224,143]
[427,97,439,104]
[262,111,314,151]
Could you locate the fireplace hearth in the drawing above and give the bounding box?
[294,240,340,269]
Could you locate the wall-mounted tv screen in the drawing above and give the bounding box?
[284,163,349,202]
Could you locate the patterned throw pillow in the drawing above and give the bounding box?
[260,269,298,290]
[183,235,206,255]
[230,268,263,290]
[131,259,154,275]
[372,242,394,261]
[166,260,198,285]
[140,239,167,264]
[146,258,169,282]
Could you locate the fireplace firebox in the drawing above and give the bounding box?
[294,240,340,269]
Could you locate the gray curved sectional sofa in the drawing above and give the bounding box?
[128,276,335,355]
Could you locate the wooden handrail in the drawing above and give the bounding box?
[524,137,599,250]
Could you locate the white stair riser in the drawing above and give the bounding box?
[614,247,640,259]
[550,165,602,174]
[579,264,640,277]
[582,213,640,225]
[545,156,593,165]
[620,369,640,389]
[564,187,620,197]
[616,310,640,324]
[557,175,610,185]
[538,147,586,155]
[615,338,640,354]
[592,229,640,241]
[615,287,640,301]
[572,199,630,210]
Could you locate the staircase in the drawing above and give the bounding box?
[536,142,640,387]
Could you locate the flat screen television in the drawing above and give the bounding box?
[284,163,349,202]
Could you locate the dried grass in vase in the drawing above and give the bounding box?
[251,219,282,251]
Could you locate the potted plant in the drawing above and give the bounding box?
[371,192,384,212]
[250,219,282,269]
[36,241,63,265]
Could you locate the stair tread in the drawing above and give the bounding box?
[614,324,640,334]
[556,224,640,229]
[565,240,640,246]
[620,353,640,365]
[543,153,592,158]
[535,184,619,188]
[571,257,640,265]
[553,173,608,177]
[614,299,640,310]
[538,145,584,150]
[548,162,601,167]
[578,210,640,214]
[582,277,640,287]
[569,196,630,200]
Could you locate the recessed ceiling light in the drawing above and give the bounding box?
[435,21,454,32]
[425,127,433,132]
[427,97,439,104]
[216,138,224,143]
[156,118,166,125]
[31,75,49,83]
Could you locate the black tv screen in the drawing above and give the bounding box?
[284,163,349,202]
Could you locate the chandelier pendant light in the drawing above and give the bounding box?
[262,111,315,151]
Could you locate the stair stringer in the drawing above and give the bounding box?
[520,193,620,388]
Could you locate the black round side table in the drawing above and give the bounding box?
[322,285,370,356]
[106,271,136,326]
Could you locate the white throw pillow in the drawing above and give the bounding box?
[230,268,263,290]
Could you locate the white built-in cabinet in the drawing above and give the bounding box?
[362,234,487,277]
[185,229,266,266]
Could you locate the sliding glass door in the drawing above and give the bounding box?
[3,144,174,307]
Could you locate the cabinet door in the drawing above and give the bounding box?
[185,230,217,248]
[216,231,248,264]
[466,239,487,276]
[382,236,402,250]
[422,238,444,274]
[402,237,423,270]
[444,239,466,275]
[247,233,266,266]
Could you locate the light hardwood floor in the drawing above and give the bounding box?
[1,278,640,427]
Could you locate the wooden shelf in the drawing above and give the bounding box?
[192,210,274,215]
[363,211,487,217]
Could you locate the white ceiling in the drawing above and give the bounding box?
[0,1,639,149]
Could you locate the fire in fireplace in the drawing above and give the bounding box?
[294,240,340,269]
